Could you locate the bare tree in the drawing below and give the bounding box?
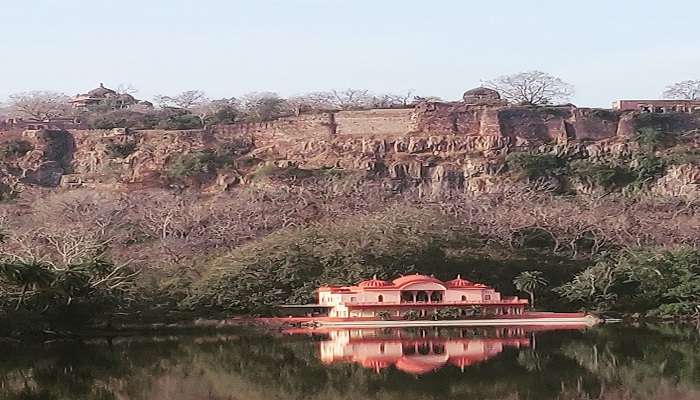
[239,92,290,122]
[153,90,209,109]
[330,89,375,109]
[288,92,337,114]
[371,90,416,108]
[662,80,700,100]
[116,83,139,96]
[190,98,239,127]
[289,89,416,113]
[8,91,72,121]
[483,71,574,105]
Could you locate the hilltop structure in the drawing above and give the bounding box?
[70,83,151,110]
[613,99,700,113]
[316,274,527,319]
[462,87,507,106]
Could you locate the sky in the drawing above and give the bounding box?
[1,0,699,107]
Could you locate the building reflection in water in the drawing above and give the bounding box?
[318,327,530,375]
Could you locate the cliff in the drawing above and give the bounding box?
[0,103,698,198]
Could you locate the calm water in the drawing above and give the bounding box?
[1,324,699,400]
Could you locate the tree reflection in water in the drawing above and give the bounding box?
[0,325,698,400]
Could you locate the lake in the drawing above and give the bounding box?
[1,324,698,400]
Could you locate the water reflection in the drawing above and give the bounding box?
[0,325,698,400]
[318,327,530,374]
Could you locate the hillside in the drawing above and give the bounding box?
[1,101,699,332]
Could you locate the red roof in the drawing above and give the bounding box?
[392,274,445,288]
[445,274,477,288]
[320,273,493,293]
[358,275,393,288]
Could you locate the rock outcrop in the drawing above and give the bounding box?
[0,103,697,197]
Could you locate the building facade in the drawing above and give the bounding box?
[317,274,527,319]
[613,99,700,113]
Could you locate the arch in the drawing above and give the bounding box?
[416,291,429,303]
[461,295,467,301]
[401,292,414,303]
[377,295,384,303]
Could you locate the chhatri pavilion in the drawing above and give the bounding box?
[316,273,527,319]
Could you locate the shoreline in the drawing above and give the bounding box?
[311,314,601,328]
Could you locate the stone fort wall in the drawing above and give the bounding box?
[213,108,416,138]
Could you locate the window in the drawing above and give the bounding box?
[484,294,491,300]
[377,295,383,303]
[461,295,467,301]
[350,297,357,303]
[417,344,430,355]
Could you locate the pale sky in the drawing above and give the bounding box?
[1,0,699,107]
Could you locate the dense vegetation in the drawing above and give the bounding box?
[1,162,699,334]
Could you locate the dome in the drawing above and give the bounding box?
[392,274,445,288]
[445,274,476,288]
[395,356,447,375]
[87,83,117,98]
[358,275,393,288]
[463,87,500,98]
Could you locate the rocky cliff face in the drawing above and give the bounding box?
[1,103,698,198]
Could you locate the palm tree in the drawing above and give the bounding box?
[0,261,54,310]
[513,271,548,309]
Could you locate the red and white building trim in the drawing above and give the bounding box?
[317,273,527,319]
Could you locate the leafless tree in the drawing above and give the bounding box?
[371,90,416,108]
[0,191,131,267]
[330,88,375,109]
[190,98,239,127]
[483,71,575,105]
[662,80,700,100]
[8,91,72,121]
[153,90,209,109]
[116,83,139,96]
[288,92,337,114]
[239,92,290,122]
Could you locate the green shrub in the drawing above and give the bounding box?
[570,160,635,189]
[433,307,461,320]
[630,154,666,183]
[105,141,137,158]
[166,148,238,179]
[186,207,451,314]
[0,259,138,332]
[87,110,159,129]
[1,139,34,158]
[633,127,675,151]
[634,112,691,132]
[157,113,203,130]
[167,151,219,178]
[376,311,393,321]
[557,248,700,318]
[402,310,421,321]
[506,152,567,179]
